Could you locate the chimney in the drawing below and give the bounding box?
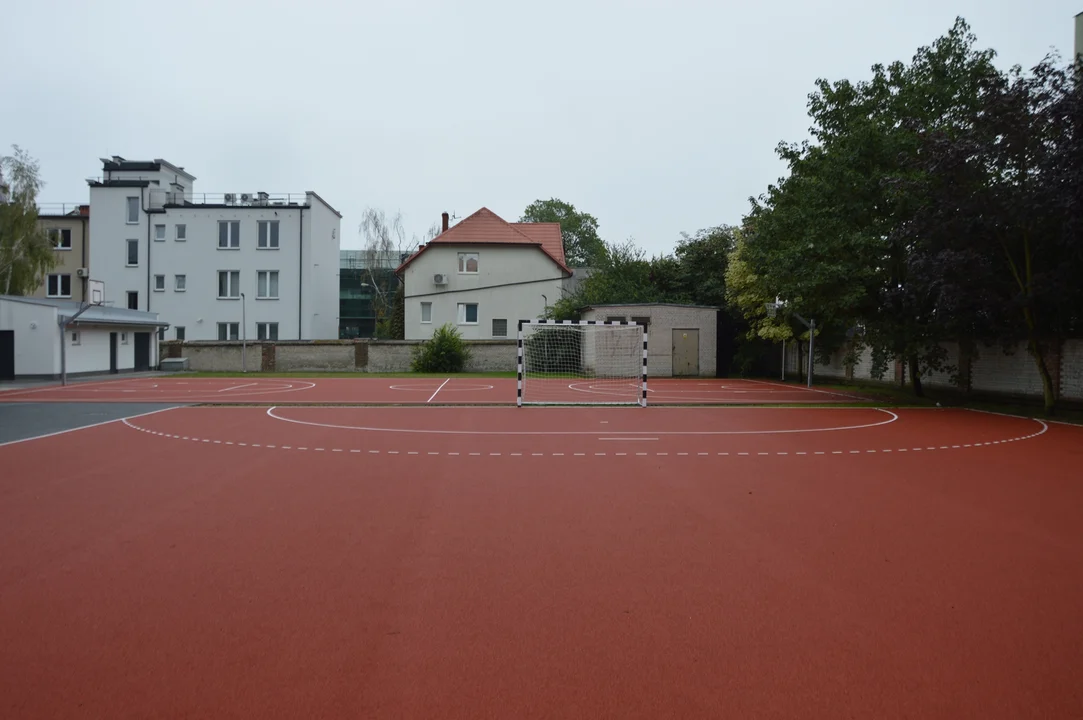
[441,212,449,232]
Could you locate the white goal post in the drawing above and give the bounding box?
[517,319,648,406]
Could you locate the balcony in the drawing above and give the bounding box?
[153,191,309,209]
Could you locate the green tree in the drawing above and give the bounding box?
[548,239,658,319]
[520,198,608,267]
[739,18,1001,395]
[0,145,56,295]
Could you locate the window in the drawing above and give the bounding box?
[127,291,138,310]
[631,316,650,328]
[154,274,165,292]
[175,326,185,341]
[126,197,139,223]
[48,228,72,249]
[257,322,279,341]
[120,332,128,345]
[256,270,279,299]
[175,224,186,241]
[175,274,186,292]
[154,224,166,241]
[258,220,280,249]
[158,328,165,341]
[218,220,241,249]
[70,331,80,346]
[457,302,478,324]
[217,322,239,341]
[126,239,139,266]
[47,274,72,298]
[606,315,626,323]
[420,302,432,323]
[458,252,479,273]
[218,270,240,298]
[492,318,507,337]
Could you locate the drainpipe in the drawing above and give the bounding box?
[80,206,89,302]
[143,186,150,311]
[298,207,304,339]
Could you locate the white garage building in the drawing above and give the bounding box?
[0,296,168,381]
[579,303,719,377]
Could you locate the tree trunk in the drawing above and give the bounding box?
[908,355,924,398]
[1028,338,1057,416]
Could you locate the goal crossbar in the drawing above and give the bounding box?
[516,319,648,407]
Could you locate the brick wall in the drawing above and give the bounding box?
[969,344,1046,396]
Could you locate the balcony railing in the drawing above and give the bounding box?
[154,191,310,208]
[37,203,88,216]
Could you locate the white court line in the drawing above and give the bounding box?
[742,378,871,401]
[427,378,451,403]
[265,406,898,435]
[218,382,257,392]
[0,407,179,448]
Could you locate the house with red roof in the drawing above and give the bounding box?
[395,207,572,340]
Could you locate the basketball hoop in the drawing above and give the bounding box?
[764,302,780,319]
[88,279,105,306]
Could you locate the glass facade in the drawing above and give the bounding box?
[339,250,407,339]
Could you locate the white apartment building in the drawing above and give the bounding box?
[87,157,341,342]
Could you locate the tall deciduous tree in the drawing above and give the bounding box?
[0,145,56,295]
[896,58,1083,414]
[520,198,608,267]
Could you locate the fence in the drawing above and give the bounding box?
[160,339,517,373]
[800,339,1083,403]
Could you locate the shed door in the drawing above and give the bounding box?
[672,329,699,377]
[134,332,151,372]
[0,330,14,381]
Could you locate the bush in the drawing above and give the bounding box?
[411,323,471,373]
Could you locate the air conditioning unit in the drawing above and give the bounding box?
[224,193,235,204]
[76,267,89,277]
[240,193,252,204]
[434,274,447,285]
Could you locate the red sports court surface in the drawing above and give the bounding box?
[0,375,872,405]
[2,403,1081,719]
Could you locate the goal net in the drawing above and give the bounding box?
[517,320,647,406]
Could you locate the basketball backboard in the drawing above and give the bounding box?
[89,279,104,305]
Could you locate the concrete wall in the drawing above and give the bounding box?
[580,305,717,377]
[403,245,566,340]
[164,339,518,373]
[301,194,343,341]
[0,300,59,375]
[807,338,1083,404]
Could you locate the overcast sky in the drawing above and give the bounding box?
[3,1,1079,255]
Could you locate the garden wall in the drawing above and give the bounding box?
[160,339,517,374]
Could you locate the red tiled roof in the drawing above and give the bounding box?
[510,222,565,265]
[396,207,570,275]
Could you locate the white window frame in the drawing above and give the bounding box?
[256,270,279,299]
[458,252,479,274]
[154,224,166,242]
[126,196,139,224]
[121,332,128,345]
[217,270,241,299]
[218,220,241,249]
[175,274,186,292]
[126,238,139,266]
[256,322,279,341]
[48,228,72,250]
[153,274,165,292]
[70,330,81,346]
[217,322,240,341]
[175,224,187,241]
[420,302,432,323]
[257,220,280,249]
[175,326,185,340]
[457,302,478,325]
[46,274,72,298]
